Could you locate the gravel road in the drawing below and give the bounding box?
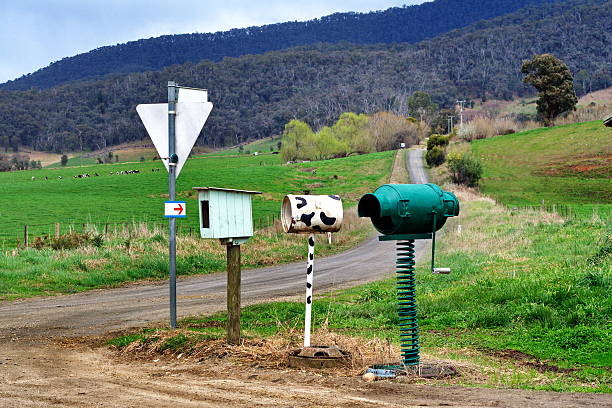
[0,150,428,339]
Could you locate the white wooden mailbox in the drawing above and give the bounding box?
[193,187,261,245]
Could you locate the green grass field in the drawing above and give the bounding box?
[0,150,398,299]
[0,151,395,248]
[203,136,282,157]
[472,121,611,218]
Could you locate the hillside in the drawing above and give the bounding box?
[471,121,612,217]
[0,0,609,153]
[1,0,560,90]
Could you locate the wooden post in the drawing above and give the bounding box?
[23,225,28,248]
[104,223,109,235]
[55,223,60,238]
[226,243,241,345]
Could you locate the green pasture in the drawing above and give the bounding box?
[0,150,395,247]
[202,136,282,157]
[472,121,611,218]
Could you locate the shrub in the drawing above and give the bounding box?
[426,134,449,150]
[447,152,483,187]
[91,234,104,248]
[458,117,495,141]
[31,231,95,250]
[425,146,446,167]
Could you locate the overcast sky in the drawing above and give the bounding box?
[0,1,431,83]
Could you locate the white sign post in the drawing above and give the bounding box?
[137,82,213,328]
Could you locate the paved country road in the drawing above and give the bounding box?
[2,149,609,408]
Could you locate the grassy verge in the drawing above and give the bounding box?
[471,120,611,218]
[0,211,374,300]
[110,187,610,392]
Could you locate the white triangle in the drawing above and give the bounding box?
[136,102,213,178]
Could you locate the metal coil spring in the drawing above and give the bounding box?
[396,239,419,366]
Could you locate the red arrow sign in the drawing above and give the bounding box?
[174,203,184,215]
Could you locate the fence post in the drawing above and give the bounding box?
[24,225,28,248]
[105,223,109,235]
[55,223,60,238]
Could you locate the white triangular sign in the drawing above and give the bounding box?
[136,102,213,178]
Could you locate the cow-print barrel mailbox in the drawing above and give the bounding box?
[281,195,343,234]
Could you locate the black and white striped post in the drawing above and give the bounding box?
[304,234,315,347]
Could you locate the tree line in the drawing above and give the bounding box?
[280,112,429,162]
[0,153,42,172]
[0,0,608,154]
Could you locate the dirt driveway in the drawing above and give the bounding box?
[2,335,610,408]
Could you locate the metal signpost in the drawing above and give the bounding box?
[137,82,213,328]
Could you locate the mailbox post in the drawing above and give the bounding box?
[281,194,343,347]
[193,187,261,345]
[358,183,459,367]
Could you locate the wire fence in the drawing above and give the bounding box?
[503,203,576,219]
[0,214,280,249]
[500,203,610,220]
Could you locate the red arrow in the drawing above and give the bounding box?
[174,204,184,215]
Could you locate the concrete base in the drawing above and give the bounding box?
[368,363,457,379]
[288,346,351,369]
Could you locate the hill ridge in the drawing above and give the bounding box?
[1,0,561,90]
[0,0,609,153]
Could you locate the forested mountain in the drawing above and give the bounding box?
[1,0,561,90]
[0,0,609,153]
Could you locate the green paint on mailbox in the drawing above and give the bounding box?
[357,183,459,235]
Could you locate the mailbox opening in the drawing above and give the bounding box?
[358,194,394,233]
[281,196,292,233]
[200,200,210,229]
[357,194,379,218]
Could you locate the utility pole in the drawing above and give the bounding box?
[456,100,466,128]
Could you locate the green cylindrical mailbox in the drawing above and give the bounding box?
[358,183,459,235]
[359,183,460,369]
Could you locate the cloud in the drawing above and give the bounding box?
[0,1,429,83]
